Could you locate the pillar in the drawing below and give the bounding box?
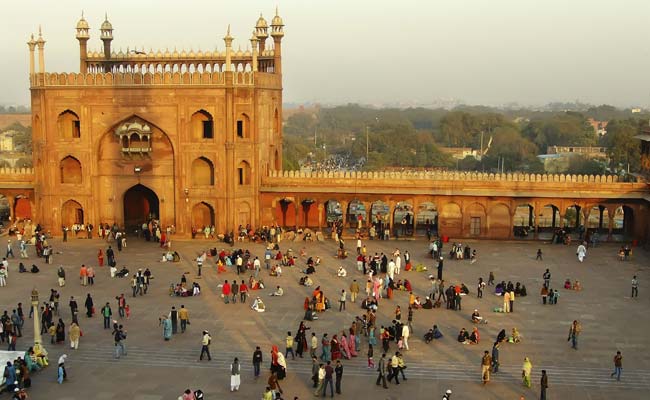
[31,288,45,353]
[317,204,324,229]
[551,207,557,228]
[598,206,604,230]
[294,198,300,229]
[608,213,614,241]
[224,26,233,72]
[7,195,15,223]
[533,201,540,239]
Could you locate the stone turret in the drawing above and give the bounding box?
[223,25,234,72]
[100,13,113,62]
[255,13,268,53]
[75,12,90,73]
[270,7,284,74]
[36,26,46,74]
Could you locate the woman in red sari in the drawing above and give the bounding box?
[331,334,341,360]
[97,249,104,267]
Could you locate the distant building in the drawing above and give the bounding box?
[0,130,16,152]
[587,118,608,136]
[539,146,608,173]
[631,108,642,114]
[439,147,479,160]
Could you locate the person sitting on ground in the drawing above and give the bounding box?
[510,327,521,343]
[361,297,378,311]
[471,309,483,323]
[495,282,504,295]
[432,324,443,339]
[514,282,522,296]
[460,283,470,295]
[412,296,422,309]
[270,286,284,297]
[404,279,413,292]
[394,280,405,291]
[564,279,571,289]
[270,264,282,277]
[251,297,266,312]
[469,327,480,344]
[116,267,129,278]
[299,275,313,287]
[520,285,528,297]
[19,263,27,273]
[172,251,181,262]
[303,304,318,321]
[424,329,435,343]
[457,328,470,344]
[422,296,434,309]
[303,264,316,275]
[337,266,347,277]
[572,280,582,291]
[30,264,39,273]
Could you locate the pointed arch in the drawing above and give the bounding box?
[191,156,215,186]
[237,160,251,185]
[191,109,214,139]
[236,113,251,139]
[57,110,80,139]
[62,199,84,226]
[60,155,82,184]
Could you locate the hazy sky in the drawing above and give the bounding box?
[2,0,649,107]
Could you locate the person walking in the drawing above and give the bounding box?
[375,353,388,389]
[310,332,318,358]
[169,306,178,334]
[314,363,325,395]
[222,280,231,304]
[631,276,638,298]
[311,356,320,388]
[611,351,622,381]
[481,350,492,384]
[509,289,515,312]
[334,360,343,394]
[69,322,80,349]
[253,346,263,378]
[536,249,543,261]
[179,305,189,333]
[349,280,359,303]
[442,389,452,399]
[491,342,500,373]
[568,320,581,350]
[57,266,66,287]
[540,369,549,400]
[339,290,346,312]
[114,325,126,359]
[543,269,551,288]
[101,303,112,329]
[84,294,94,318]
[522,357,532,388]
[503,291,511,313]
[199,330,212,361]
[6,240,14,258]
[387,352,400,385]
[230,357,241,392]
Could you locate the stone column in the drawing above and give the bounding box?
[317,204,324,230]
[7,195,15,223]
[31,288,45,352]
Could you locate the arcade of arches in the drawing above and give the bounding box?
[266,195,642,240]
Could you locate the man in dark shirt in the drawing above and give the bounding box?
[322,360,334,397]
[253,346,263,378]
[376,353,388,388]
[335,360,344,394]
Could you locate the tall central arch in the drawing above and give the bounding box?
[123,184,159,231]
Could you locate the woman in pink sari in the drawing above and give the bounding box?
[373,278,381,302]
[339,332,351,359]
[348,328,358,356]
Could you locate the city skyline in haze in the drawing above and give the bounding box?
[1,0,649,108]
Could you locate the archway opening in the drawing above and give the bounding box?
[62,200,84,227]
[191,157,215,186]
[347,200,367,229]
[123,184,159,231]
[324,199,343,227]
[60,156,82,184]
[513,204,534,237]
[416,202,438,236]
[192,202,215,230]
[538,205,559,231]
[393,201,414,236]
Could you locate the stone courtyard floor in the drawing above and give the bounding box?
[1,235,649,400]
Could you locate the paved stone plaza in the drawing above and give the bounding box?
[1,235,649,400]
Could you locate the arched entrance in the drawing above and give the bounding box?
[192,202,215,228]
[62,200,84,227]
[123,184,159,231]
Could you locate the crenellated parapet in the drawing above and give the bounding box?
[263,170,646,200]
[267,169,624,183]
[31,70,259,87]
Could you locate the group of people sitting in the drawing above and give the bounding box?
[496,328,521,344]
[171,281,201,297]
[299,275,314,287]
[457,327,480,344]
[423,325,443,343]
[494,281,528,297]
[564,279,582,291]
[160,251,181,263]
[17,263,40,273]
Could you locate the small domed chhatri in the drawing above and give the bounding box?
[256,13,268,29]
[76,13,90,30]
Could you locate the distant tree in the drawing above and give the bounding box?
[601,119,641,172]
[14,157,33,168]
[566,155,607,175]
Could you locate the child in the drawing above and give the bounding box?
[367,344,374,369]
[125,304,131,318]
[536,249,543,260]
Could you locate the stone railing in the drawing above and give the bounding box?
[0,167,34,175]
[268,170,622,184]
[31,70,255,87]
